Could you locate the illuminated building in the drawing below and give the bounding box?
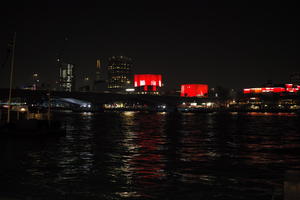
[93,59,107,92]
[95,59,102,81]
[79,75,90,92]
[243,84,300,94]
[32,73,39,90]
[59,63,75,92]
[134,74,162,95]
[107,56,133,93]
[180,84,208,97]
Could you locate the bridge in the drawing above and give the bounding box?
[0,89,219,108]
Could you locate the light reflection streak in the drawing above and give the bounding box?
[245,112,296,117]
[112,112,168,198]
[56,115,95,182]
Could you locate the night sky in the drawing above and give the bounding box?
[0,1,299,91]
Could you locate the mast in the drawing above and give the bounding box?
[47,88,51,126]
[7,32,16,123]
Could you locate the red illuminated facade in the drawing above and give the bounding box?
[243,84,300,94]
[181,84,208,97]
[134,74,162,94]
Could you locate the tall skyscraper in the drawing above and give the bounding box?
[107,56,133,92]
[95,59,102,81]
[32,73,39,90]
[55,36,75,92]
[93,59,106,92]
[59,63,75,92]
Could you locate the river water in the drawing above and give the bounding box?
[1,111,300,200]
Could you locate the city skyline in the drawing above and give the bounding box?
[0,1,299,90]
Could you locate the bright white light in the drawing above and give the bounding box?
[123,111,135,117]
[140,80,145,86]
[20,107,27,112]
[126,88,135,92]
[206,102,212,107]
[81,112,93,116]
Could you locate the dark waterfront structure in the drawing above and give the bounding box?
[107,56,133,93]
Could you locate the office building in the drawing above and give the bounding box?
[107,56,133,93]
[59,63,75,92]
[95,59,102,81]
[94,59,106,92]
[32,73,40,90]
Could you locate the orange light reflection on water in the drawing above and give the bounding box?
[244,112,297,117]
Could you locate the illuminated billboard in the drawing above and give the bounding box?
[134,74,162,92]
[181,84,208,97]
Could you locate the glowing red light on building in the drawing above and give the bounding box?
[134,74,162,92]
[243,84,298,94]
[273,87,286,93]
[244,89,251,94]
[181,84,208,97]
[285,84,293,88]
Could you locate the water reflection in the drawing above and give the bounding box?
[0,111,299,200]
[114,112,168,198]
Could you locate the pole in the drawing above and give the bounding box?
[47,88,51,126]
[7,32,16,123]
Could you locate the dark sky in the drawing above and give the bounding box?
[0,0,299,90]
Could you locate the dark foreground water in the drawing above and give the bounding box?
[1,111,300,200]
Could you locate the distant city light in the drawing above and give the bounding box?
[20,107,27,112]
[125,88,135,92]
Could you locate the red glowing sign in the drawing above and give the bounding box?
[181,84,208,97]
[134,74,162,91]
[272,87,286,93]
[244,88,251,94]
[243,84,298,94]
[285,84,293,88]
